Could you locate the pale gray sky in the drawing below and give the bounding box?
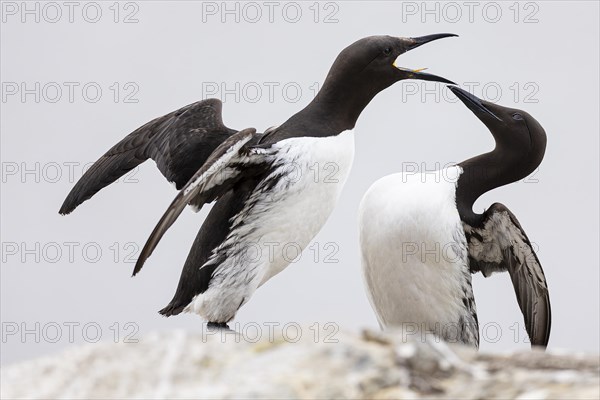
[1,1,599,364]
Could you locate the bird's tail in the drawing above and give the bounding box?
[159,302,186,317]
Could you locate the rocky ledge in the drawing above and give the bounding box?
[1,329,598,399]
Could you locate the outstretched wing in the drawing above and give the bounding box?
[59,99,237,215]
[463,203,551,348]
[132,128,264,276]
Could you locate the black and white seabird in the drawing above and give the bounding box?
[359,86,550,348]
[59,34,457,327]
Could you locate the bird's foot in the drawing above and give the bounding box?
[206,321,231,331]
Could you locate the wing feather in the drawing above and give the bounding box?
[132,128,258,276]
[464,203,551,348]
[59,99,236,215]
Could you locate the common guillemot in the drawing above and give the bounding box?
[59,34,457,327]
[359,86,550,348]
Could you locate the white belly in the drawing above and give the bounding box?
[187,130,355,321]
[359,166,474,335]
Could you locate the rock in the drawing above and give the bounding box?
[2,328,598,399]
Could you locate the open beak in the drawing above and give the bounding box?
[393,33,458,84]
[407,33,459,51]
[449,85,502,121]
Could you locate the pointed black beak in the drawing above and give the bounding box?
[405,70,456,85]
[394,33,458,85]
[407,33,459,51]
[449,85,502,121]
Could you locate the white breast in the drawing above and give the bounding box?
[187,130,355,322]
[254,130,355,283]
[359,166,473,333]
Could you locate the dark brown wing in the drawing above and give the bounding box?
[59,99,236,215]
[132,128,262,276]
[464,203,551,348]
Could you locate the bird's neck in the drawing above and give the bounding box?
[456,146,526,226]
[288,74,384,135]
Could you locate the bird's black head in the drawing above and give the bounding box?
[276,34,457,139]
[327,34,457,91]
[298,34,457,133]
[450,85,547,178]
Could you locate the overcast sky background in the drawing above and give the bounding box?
[1,1,599,364]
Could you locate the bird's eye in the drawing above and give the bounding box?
[383,47,392,56]
[513,113,523,120]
